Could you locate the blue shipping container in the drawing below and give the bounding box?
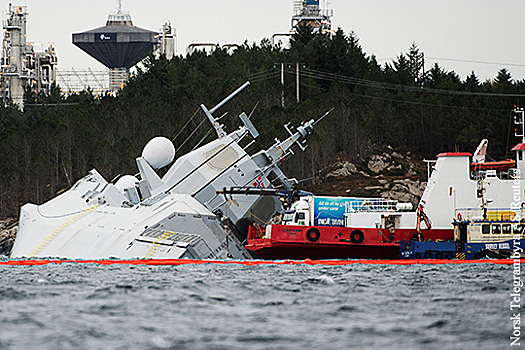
[313,197,385,227]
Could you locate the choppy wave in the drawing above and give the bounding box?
[0,262,516,349]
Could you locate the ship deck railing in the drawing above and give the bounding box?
[455,207,525,222]
[470,167,523,181]
[346,199,400,213]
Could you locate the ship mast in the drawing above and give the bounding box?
[514,106,525,143]
[512,106,525,176]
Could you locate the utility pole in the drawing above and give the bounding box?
[421,52,425,87]
[296,62,300,103]
[277,62,302,106]
[281,62,285,108]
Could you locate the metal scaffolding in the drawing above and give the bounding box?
[55,68,109,95]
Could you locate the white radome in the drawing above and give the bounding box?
[115,175,139,192]
[142,136,175,169]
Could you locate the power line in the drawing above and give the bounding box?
[350,91,510,112]
[246,65,525,109]
[299,67,525,97]
[299,81,509,112]
[246,68,277,79]
[426,56,525,68]
[249,71,281,83]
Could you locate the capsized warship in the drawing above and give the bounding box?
[11,82,323,259]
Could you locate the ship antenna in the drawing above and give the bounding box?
[313,107,334,126]
[201,81,251,139]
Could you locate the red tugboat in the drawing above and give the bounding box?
[245,195,434,260]
[247,223,401,260]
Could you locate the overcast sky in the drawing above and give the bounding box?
[20,0,525,82]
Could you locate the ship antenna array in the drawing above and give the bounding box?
[200,81,251,139]
[283,108,333,152]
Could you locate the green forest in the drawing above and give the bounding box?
[0,25,524,218]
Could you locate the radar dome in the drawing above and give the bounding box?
[142,137,175,169]
[115,175,138,192]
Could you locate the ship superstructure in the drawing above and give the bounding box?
[423,107,525,230]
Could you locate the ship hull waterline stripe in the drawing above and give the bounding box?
[0,259,518,266]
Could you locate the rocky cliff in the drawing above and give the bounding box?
[307,145,428,208]
[0,218,17,257]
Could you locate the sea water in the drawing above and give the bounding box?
[0,262,518,350]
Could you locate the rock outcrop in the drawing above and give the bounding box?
[367,149,418,176]
[367,154,389,173]
[326,161,357,178]
[0,218,17,257]
[317,146,426,208]
[380,178,426,207]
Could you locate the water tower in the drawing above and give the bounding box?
[72,1,158,91]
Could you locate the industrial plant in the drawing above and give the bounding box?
[0,4,57,109]
[0,1,331,108]
[0,1,175,108]
[292,0,333,34]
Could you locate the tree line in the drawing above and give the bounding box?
[0,25,523,218]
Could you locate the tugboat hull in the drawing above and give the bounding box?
[246,225,400,260]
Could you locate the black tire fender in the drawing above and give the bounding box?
[445,252,454,260]
[350,230,364,244]
[414,252,422,259]
[435,252,444,260]
[423,251,433,259]
[306,228,321,242]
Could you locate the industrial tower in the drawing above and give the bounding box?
[0,5,58,109]
[292,0,333,35]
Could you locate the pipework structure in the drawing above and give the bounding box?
[291,0,333,35]
[1,4,58,109]
[159,20,175,60]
